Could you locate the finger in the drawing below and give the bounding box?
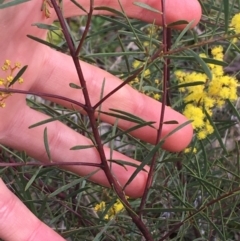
[0,179,66,241]
[61,0,202,29]
[1,102,148,198]
[33,49,193,152]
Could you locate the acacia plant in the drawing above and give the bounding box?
[1,0,240,240]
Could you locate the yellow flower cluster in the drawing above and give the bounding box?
[94,198,127,220]
[131,60,161,100]
[143,25,158,47]
[231,13,240,34]
[175,46,238,139]
[0,60,24,108]
[184,147,197,154]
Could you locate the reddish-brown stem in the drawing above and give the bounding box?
[138,0,169,215]
[0,87,87,110]
[75,0,94,56]
[93,67,146,110]
[50,0,153,239]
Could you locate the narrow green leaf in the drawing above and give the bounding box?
[29,111,78,128]
[144,207,195,212]
[142,85,162,92]
[133,2,162,14]
[186,49,212,80]
[199,140,209,178]
[103,121,155,145]
[117,35,131,73]
[223,0,229,33]
[27,35,63,51]
[94,6,125,17]
[69,83,83,89]
[99,109,155,127]
[159,157,182,163]
[162,187,191,206]
[96,78,106,125]
[123,154,152,190]
[48,178,85,198]
[170,81,205,90]
[167,20,189,27]
[32,23,60,31]
[189,174,223,192]
[0,144,24,162]
[48,170,99,198]
[204,109,228,155]
[86,51,144,57]
[70,145,96,150]
[43,127,51,162]
[172,20,195,49]
[0,0,30,9]
[167,56,228,66]
[109,159,148,171]
[93,217,115,241]
[200,213,225,240]
[8,65,28,87]
[133,120,191,176]
[163,120,179,124]
[117,0,145,50]
[70,0,88,13]
[226,99,240,122]
[110,108,154,125]
[25,166,43,191]
[125,123,192,188]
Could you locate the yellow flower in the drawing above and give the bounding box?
[94,201,106,212]
[132,60,142,69]
[1,65,8,71]
[0,60,25,108]
[183,105,205,129]
[18,77,24,84]
[15,62,21,68]
[199,53,207,58]
[197,130,207,140]
[204,96,215,109]
[184,147,197,153]
[211,46,223,56]
[0,78,4,86]
[231,13,240,33]
[5,60,11,66]
[0,102,6,108]
[231,37,238,43]
[143,69,151,77]
[143,41,150,47]
[94,197,128,220]
[205,121,214,134]
[153,93,161,100]
[6,75,13,82]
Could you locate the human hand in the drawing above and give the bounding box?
[0,0,201,240]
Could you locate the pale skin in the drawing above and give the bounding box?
[0,0,201,240]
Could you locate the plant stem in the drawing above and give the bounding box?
[139,0,169,215]
[50,0,153,239]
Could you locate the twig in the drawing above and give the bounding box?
[0,87,87,110]
[75,0,94,56]
[50,0,153,239]
[138,0,169,215]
